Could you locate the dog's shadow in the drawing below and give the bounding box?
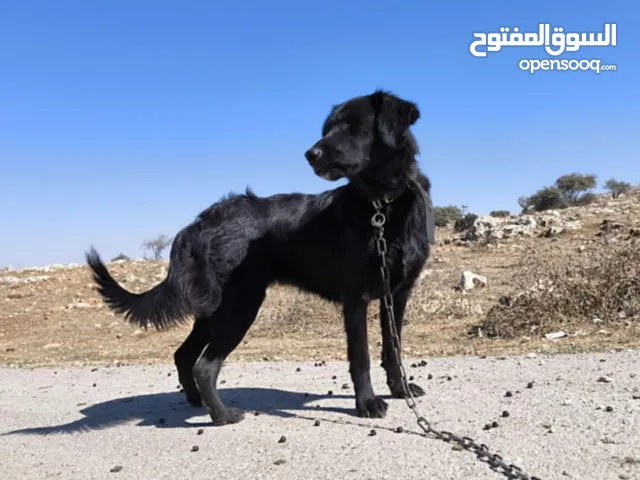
[4,387,366,436]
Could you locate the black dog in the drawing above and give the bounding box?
[86,90,435,426]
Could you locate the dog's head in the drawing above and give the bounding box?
[304,90,420,181]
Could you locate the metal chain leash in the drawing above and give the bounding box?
[371,199,541,480]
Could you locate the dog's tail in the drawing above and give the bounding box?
[85,246,191,330]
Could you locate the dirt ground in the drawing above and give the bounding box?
[1,190,639,368]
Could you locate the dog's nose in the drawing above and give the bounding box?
[305,147,322,162]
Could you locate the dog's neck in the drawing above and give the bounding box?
[350,149,418,205]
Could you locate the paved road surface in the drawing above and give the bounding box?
[1,352,638,480]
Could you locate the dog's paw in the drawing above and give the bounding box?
[209,407,245,426]
[356,397,388,418]
[390,382,426,399]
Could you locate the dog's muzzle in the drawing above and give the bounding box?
[304,147,322,164]
[305,145,345,181]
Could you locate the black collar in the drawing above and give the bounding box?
[372,178,436,244]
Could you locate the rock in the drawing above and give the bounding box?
[542,226,565,237]
[459,271,487,291]
[592,208,616,215]
[597,376,613,383]
[465,215,537,242]
[418,269,433,281]
[67,302,98,310]
[0,275,50,285]
[545,331,568,340]
[21,263,80,273]
[6,292,30,299]
[564,220,582,231]
[599,219,624,234]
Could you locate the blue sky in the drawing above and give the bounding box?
[0,0,637,267]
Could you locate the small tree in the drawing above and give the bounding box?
[520,186,566,213]
[604,178,632,198]
[111,253,131,262]
[554,173,597,205]
[142,234,172,260]
[433,205,464,227]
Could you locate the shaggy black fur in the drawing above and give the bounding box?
[86,90,435,426]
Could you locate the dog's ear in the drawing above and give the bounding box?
[371,90,420,148]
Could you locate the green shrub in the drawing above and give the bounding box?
[489,210,510,218]
[519,186,566,213]
[604,178,632,198]
[454,212,478,232]
[434,205,464,227]
[574,192,597,206]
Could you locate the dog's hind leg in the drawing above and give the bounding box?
[192,271,267,426]
[379,286,426,398]
[174,317,210,406]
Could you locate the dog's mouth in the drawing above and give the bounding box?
[316,170,343,181]
[309,163,345,181]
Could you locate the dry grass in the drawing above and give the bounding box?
[479,237,640,339]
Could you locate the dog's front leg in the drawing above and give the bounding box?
[380,287,426,398]
[343,298,388,418]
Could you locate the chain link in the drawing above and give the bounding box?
[371,201,541,480]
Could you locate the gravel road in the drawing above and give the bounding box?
[1,351,638,480]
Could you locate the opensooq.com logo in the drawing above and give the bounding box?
[468,23,618,74]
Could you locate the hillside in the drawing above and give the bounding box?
[1,189,639,368]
